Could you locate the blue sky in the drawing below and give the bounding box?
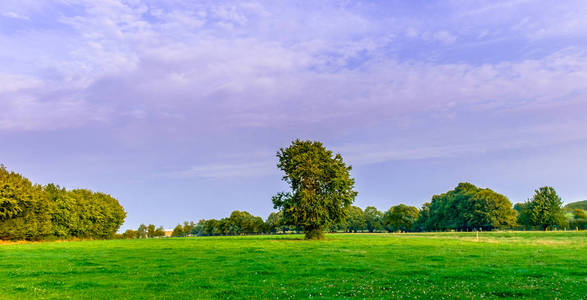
[1,0,586,229]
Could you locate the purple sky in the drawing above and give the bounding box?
[1,1,586,230]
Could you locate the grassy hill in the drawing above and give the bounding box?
[565,200,587,211]
[0,232,585,299]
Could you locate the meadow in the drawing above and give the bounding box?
[0,232,585,299]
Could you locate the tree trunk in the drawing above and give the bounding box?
[304,227,324,240]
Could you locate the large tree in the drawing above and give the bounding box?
[425,183,517,231]
[517,186,567,230]
[272,140,357,239]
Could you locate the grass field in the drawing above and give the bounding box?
[0,232,585,299]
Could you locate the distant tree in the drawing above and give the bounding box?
[153,226,166,237]
[147,224,156,238]
[384,204,419,232]
[564,200,587,211]
[200,219,221,236]
[518,187,568,230]
[364,206,384,232]
[272,140,357,240]
[193,219,206,236]
[171,224,185,237]
[265,212,283,234]
[426,183,517,231]
[413,202,432,232]
[122,229,138,239]
[514,202,530,228]
[569,209,586,230]
[137,224,147,238]
[182,221,195,237]
[345,206,366,233]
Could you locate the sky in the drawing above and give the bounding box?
[1,0,586,230]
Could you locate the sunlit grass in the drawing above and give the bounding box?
[0,232,585,299]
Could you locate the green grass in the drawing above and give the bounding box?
[0,232,585,299]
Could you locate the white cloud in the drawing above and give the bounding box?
[1,11,29,20]
[433,30,457,44]
[1,0,586,141]
[169,161,277,179]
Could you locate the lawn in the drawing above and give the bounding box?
[0,232,585,299]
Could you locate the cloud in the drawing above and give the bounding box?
[1,11,29,20]
[433,30,457,44]
[168,161,277,179]
[1,0,586,153]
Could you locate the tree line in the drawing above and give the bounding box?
[0,165,126,240]
[155,183,584,238]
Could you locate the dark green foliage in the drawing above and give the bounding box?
[413,202,432,231]
[264,211,284,233]
[272,140,357,239]
[421,183,517,231]
[364,206,384,232]
[384,204,419,232]
[517,187,568,230]
[192,210,268,236]
[344,206,365,232]
[0,165,126,240]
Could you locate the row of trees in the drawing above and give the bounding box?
[265,140,586,239]
[160,183,583,238]
[0,165,126,240]
[157,140,584,240]
[121,223,166,239]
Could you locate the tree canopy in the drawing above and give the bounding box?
[421,183,517,231]
[384,204,419,232]
[0,165,126,240]
[364,206,384,232]
[517,186,567,230]
[272,140,357,239]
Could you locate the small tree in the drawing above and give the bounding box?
[122,229,138,239]
[153,226,166,237]
[364,206,384,232]
[147,224,156,238]
[570,209,586,230]
[182,221,195,237]
[519,187,567,230]
[345,206,366,233]
[272,140,357,239]
[413,202,432,232]
[171,225,184,237]
[265,212,283,234]
[137,224,147,238]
